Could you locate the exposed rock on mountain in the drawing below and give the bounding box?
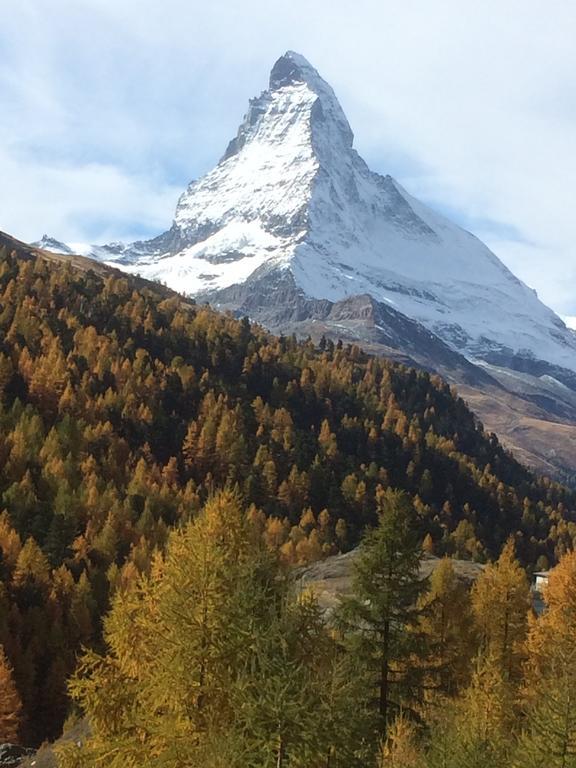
[0,745,34,768]
[298,550,485,614]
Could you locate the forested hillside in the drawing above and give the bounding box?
[56,491,576,768]
[0,242,575,745]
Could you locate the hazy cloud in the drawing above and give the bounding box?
[1,0,575,313]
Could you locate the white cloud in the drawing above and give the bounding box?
[0,0,575,313]
[0,148,181,244]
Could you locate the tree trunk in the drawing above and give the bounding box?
[276,735,285,768]
[380,619,390,738]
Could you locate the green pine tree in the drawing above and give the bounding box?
[336,487,425,739]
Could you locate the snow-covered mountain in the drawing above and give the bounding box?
[32,234,130,262]
[53,50,572,379]
[32,235,75,255]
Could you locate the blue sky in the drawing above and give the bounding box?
[1,0,575,316]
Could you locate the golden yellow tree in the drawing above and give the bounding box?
[13,537,51,587]
[523,549,576,691]
[379,715,422,768]
[419,557,475,697]
[0,646,22,743]
[58,491,361,768]
[471,539,530,684]
[424,651,516,768]
[513,551,576,767]
[0,511,22,571]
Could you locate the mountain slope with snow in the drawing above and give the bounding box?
[32,235,75,255]
[70,51,573,378]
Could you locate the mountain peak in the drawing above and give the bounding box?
[32,234,73,254]
[77,53,576,380]
[218,50,352,165]
[269,51,317,90]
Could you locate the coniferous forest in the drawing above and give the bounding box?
[0,244,576,765]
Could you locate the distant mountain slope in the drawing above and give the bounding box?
[0,229,572,559]
[0,230,175,296]
[205,266,576,480]
[28,223,576,480]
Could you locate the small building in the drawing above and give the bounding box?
[533,571,550,592]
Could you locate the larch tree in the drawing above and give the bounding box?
[57,491,359,768]
[424,653,514,768]
[514,550,576,767]
[378,714,423,768]
[523,549,576,692]
[418,556,475,698]
[0,645,22,743]
[13,537,51,588]
[454,653,515,767]
[471,539,530,685]
[514,665,576,768]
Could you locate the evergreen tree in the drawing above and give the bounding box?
[336,488,425,738]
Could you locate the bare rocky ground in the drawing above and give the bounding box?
[296,549,485,614]
[16,721,90,768]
